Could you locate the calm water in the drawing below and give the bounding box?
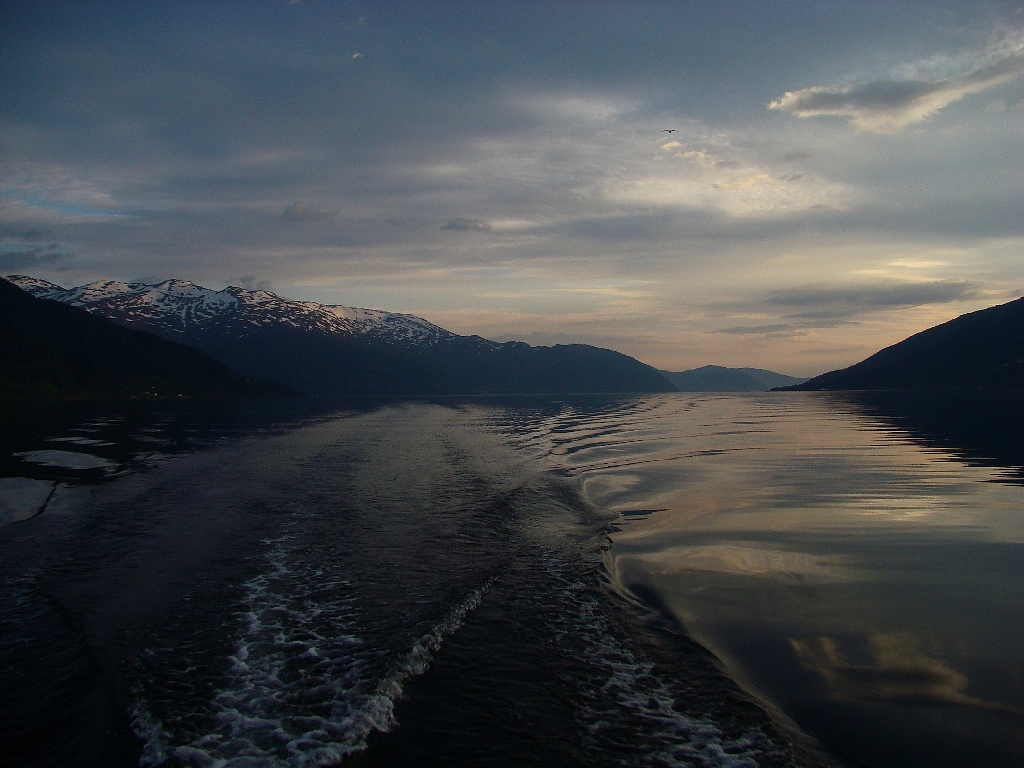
[1,393,1021,767]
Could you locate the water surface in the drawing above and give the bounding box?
[492,392,1023,768]
[1,392,1021,767]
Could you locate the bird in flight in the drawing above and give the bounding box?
[662,129,676,133]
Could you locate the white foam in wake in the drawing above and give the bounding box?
[134,533,490,767]
[0,478,57,525]
[541,555,770,768]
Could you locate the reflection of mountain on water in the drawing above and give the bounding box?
[0,398,337,486]
[832,390,1024,484]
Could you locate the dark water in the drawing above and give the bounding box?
[1,393,1021,767]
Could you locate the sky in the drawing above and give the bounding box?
[1,0,1022,376]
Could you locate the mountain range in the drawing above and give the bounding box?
[6,276,675,397]
[779,295,1024,390]
[0,277,288,400]
[13,274,1014,399]
[659,365,805,392]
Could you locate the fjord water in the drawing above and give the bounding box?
[1,393,1021,767]
[509,392,1024,768]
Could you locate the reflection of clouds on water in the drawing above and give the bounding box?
[13,449,116,471]
[639,544,860,584]
[792,633,1024,715]
[843,493,951,520]
[47,436,115,447]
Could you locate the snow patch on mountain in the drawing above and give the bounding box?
[5,275,65,296]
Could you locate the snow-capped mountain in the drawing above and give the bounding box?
[7,275,675,396]
[1,277,288,400]
[10,276,453,347]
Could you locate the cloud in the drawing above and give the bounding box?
[441,217,492,232]
[280,202,334,223]
[608,152,852,218]
[238,274,274,291]
[0,225,51,241]
[711,280,983,335]
[564,213,677,242]
[0,244,75,272]
[769,54,1024,132]
[718,323,812,336]
[764,280,979,320]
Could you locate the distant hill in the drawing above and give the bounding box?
[660,365,806,392]
[778,296,1024,391]
[0,277,290,400]
[8,276,675,397]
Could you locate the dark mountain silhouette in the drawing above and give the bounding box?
[0,277,290,400]
[8,276,675,397]
[778,296,1024,391]
[660,365,805,392]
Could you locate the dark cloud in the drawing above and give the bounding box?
[765,281,980,320]
[718,324,805,336]
[0,226,52,241]
[281,202,334,224]
[769,54,1024,132]
[0,244,75,272]
[718,317,861,334]
[441,218,491,233]
[709,280,982,335]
